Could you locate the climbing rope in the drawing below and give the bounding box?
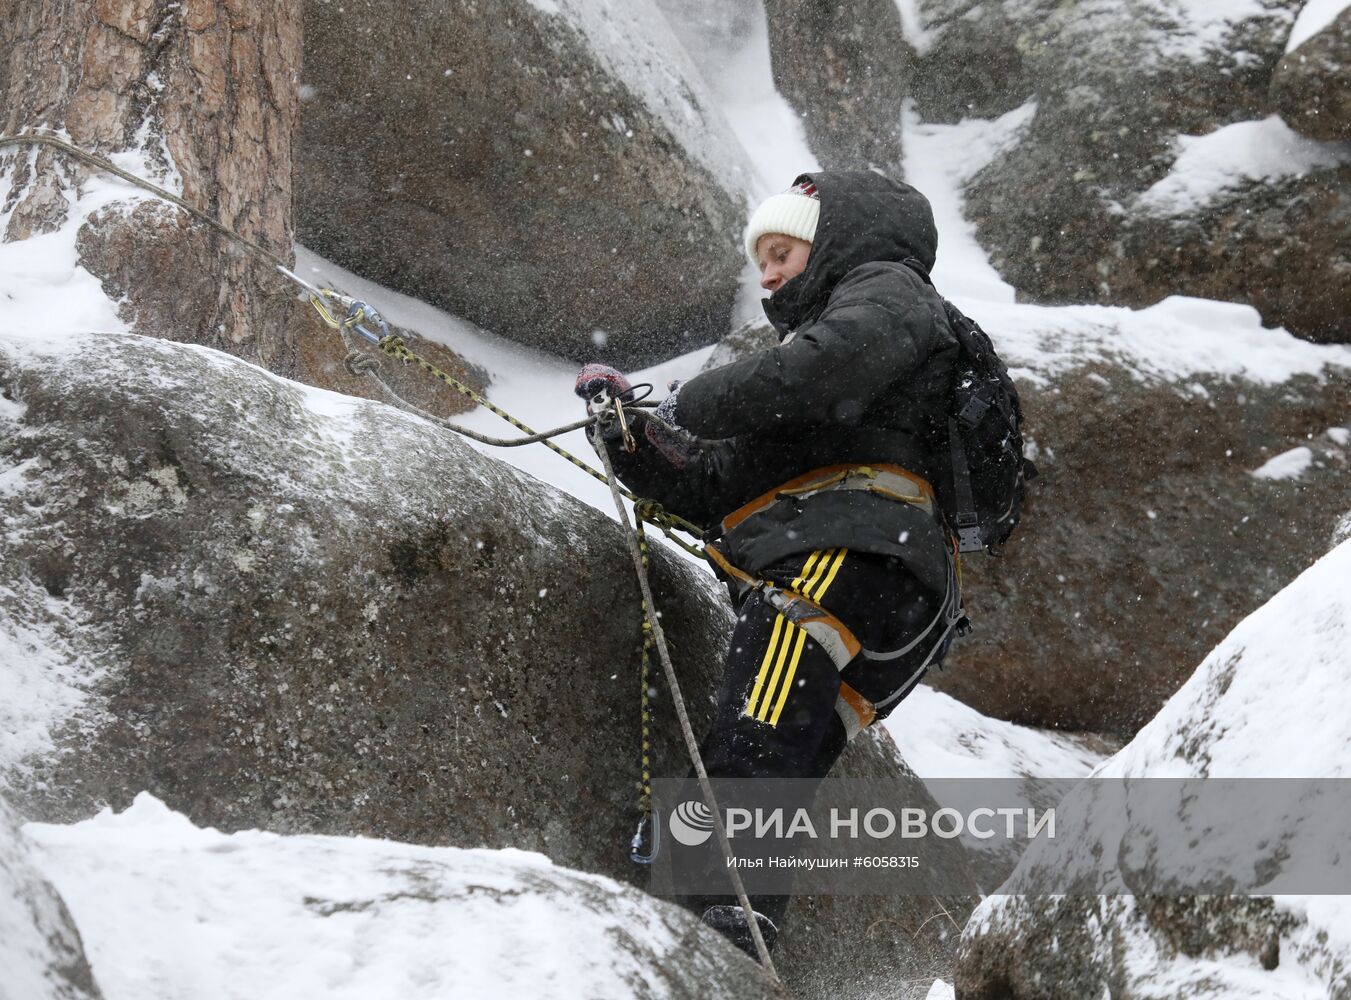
[312,290,707,552]
[0,133,294,271]
[2,134,771,972]
[595,429,782,982]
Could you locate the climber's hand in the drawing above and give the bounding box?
[574,363,633,413]
[644,382,698,468]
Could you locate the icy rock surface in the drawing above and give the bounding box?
[956,541,1351,998]
[296,0,753,365]
[911,0,1351,342]
[23,793,778,1000]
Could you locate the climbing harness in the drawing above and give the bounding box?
[717,462,938,536]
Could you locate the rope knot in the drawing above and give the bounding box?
[343,351,379,377]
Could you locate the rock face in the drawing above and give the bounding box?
[956,539,1351,998]
[697,300,1351,735]
[907,0,1059,124]
[1272,6,1351,141]
[0,328,977,999]
[762,0,911,175]
[1117,150,1351,346]
[296,0,751,368]
[0,796,102,1000]
[908,0,1351,343]
[944,351,1351,734]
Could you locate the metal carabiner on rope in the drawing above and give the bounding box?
[278,265,396,346]
[342,299,393,346]
[630,811,660,864]
[590,386,639,454]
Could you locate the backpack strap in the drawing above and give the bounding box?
[948,415,985,553]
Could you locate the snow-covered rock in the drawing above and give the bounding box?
[924,0,1351,343]
[1272,3,1351,141]
[948,334,1351,734]
[0,326,978,999]
[955,540,1351,998]
[22,793,776,1000]
[0,795,102,1000]
[295,0,753,366]
[884,684,1112,889]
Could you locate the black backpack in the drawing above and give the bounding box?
[938,298,1035,556]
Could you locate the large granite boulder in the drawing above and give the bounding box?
[956,538,1351,998]
[761,0,912,175]
[0,795,102,1000]
[0,327,977,999]
[296,0,752,367]
[911,0,1351,343]
[906,0,1060,123]
[1272,4,1351,141]
[945,325,1351,733]
[696,300,1351,735]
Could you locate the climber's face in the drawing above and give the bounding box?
[756,233,812,293]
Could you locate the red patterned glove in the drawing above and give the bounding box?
[574,363,633,411]
[644,382,698,468]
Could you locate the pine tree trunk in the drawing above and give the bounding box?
[1,0,302,372]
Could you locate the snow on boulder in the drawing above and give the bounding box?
[1249,445,1315,480]
[1132,116,1350,217]
[1287,0,1351,52]
[884,684,1112,890]
[943,0,1351,343]
[22,793,775,1000]
[955,539,1351,998]
[0,328,978,999]
[296,0,753,366]
[0,794,102,1000]
[1272,2,1351,141]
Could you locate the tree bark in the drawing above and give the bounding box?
[1,0,302,372]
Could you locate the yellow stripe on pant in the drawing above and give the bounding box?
[743,548,849,725]
[743,549,825,719]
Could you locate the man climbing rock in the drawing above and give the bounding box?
[575,172,968,958]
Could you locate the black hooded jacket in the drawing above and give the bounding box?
[606,171,960,596]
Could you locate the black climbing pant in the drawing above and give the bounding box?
[678,546,959,950]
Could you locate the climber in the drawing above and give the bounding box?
[575,171,967,959]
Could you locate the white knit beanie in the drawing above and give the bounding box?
[743,179,821,264]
